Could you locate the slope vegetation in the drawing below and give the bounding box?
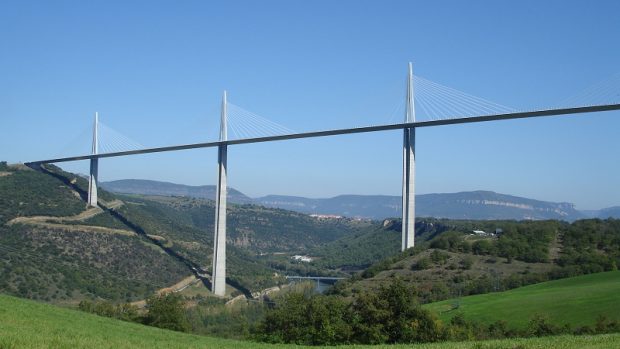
[311,219,449,271]
[0,162,374,303]
[0,164,189,303]
[329,218,619,307]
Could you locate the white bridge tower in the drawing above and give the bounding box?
[87,112,99,207]
[402,63,415,250]
[212,91,228,296]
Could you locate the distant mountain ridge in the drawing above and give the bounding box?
[257,194,401,218]
[257,191,586,221]
[101,179,253,204]
[599,206,620,218]
[417,191,583,221]
[582,206,620,219]
[102,179,618,221]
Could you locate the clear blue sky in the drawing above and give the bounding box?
[1,0,619,209]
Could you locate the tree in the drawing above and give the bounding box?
[352,278,445,344]
[350,289,389,344]
[461,256,475,270]
[257,292,352,345]
[412,257,431,270]
[143,292,189,332]
[472,239,495,255]
[527,314,559,337]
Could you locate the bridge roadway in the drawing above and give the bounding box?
[285,276,347,281]
[26,103,620,165]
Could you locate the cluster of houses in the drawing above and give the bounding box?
[309,214,343,220]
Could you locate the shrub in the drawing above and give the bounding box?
[143,293,190,332]
[412,257,431,271]
[527,314,560,337]
[461,256,475,270]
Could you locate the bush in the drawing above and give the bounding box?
[257,292,351,345]
[143,293,190,332]
[412,257,431,271]
[256,278,446,345]
[595,315,620,333]
[351,278,445,344]
[78,300,140,322]
[430,250,450,264]
[527,314,560,337]
[461,256,475,270]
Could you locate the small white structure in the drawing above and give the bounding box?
[292,255,313,263]
[472,230,498,237]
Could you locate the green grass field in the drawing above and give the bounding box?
[1,293,619,349]
[425,271,620,329]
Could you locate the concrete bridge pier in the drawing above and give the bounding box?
[212,91,228,296]
[402,63,415,250]
[87,112,99,207]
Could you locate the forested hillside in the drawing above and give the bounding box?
[0,162,374,303]
[327,218,620,304]
[0,163,188,302]
[311,219,448,270]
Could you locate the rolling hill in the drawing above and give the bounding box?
[0,162,373,303]
[0,164,190,303]
[327,218,619,305]
[424,271,620,329]
[1,293,618,349]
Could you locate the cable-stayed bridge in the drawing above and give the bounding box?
[25,64,620,296]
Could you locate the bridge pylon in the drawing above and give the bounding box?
[212,91,228,296]
[402,63,415,250]
[87,112,99,207]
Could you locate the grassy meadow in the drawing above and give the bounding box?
[425,270,620,329]
[1,293,619,349]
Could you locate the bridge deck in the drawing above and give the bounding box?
[285,276,347,281]
[26,103,620,165]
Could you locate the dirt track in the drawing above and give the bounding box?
[6,200,133,236]
[131,275,199,308]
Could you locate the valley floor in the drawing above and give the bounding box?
[1,294,619,349]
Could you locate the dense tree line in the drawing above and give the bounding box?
[558,219,620,274]
[254,278,620,345]
[256,278,442,345]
